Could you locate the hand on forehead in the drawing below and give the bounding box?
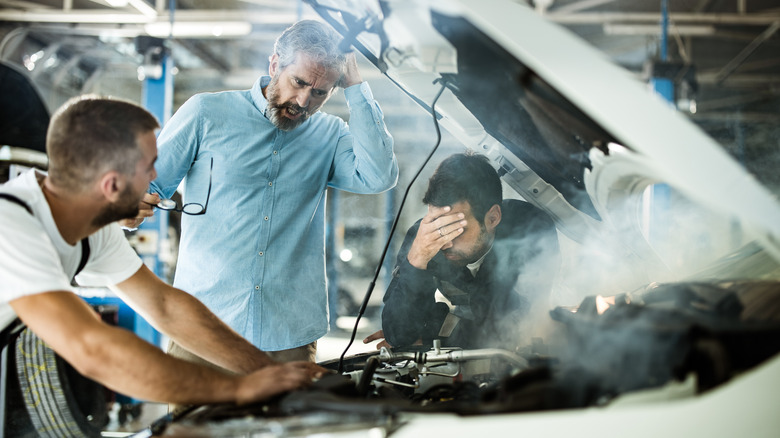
[428,205,451,217]
[426,204,469,230]
[429,201,472,218]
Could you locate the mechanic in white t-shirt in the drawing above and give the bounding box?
[0,95,324,406]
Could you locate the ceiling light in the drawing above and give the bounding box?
[144,21,252,38]
[604,24,716,36]
[106,0,129,6]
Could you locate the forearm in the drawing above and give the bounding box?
[77,323,242,405]
[382,257,442,346]
[12,291,242,405]
[340,83,398,191]
[382,285,423,346]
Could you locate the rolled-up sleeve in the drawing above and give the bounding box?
[328,82,398,193]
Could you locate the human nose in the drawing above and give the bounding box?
[295,89,310,108]
[441,240,454,250]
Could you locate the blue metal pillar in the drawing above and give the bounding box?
[139,52,173,286]
[650,0,675,104]
[648,0,672,245]
[130,52,175,352]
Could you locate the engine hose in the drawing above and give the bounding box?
[356,356,381,397]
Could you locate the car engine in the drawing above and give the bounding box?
[137,280,780,437]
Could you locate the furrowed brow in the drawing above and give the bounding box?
[293,75,311,87]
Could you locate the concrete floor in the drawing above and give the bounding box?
[101,320,380,436]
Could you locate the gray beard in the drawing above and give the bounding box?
[265,74,310,131]
[266,104,306,131]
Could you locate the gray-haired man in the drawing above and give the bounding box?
[125,20,399,366]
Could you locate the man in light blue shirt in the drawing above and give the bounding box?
[128,20,398,365]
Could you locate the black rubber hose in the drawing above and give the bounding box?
[356,356,381,397]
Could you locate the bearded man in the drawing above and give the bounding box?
[365,152,560,350]
[125,20,398,365]
[0,96,324,436]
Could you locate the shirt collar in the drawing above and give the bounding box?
[466,244,492,277]
[250,75,272,119]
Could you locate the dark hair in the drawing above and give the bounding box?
[46,94,159,191]
[273,20,346,84]
[423,152,502,223]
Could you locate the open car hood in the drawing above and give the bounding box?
[308,0,780,279]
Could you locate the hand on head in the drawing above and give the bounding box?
[406,206,466,270]
[340,52,363,88]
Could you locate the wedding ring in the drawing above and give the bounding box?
[438,227,444,237]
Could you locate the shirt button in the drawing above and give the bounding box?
[255,285,260,290]
[264,216,269,221]
[258,251,264,256]
[268,182,273,186]
[273,150,278,155]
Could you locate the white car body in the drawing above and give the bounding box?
[307,1,780,436]
[142,0,780,436]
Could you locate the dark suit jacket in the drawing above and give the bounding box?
[382,199,560,350]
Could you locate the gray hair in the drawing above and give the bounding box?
[274,20,347,83]
[46,94,159,191]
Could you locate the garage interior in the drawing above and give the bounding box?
[1,0,779,435]
[2,0,779,190]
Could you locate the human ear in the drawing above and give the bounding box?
[98,171,123,203]
[484,204,502,231]
[268,53,279,77]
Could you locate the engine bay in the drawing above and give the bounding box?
[138,280,780,437]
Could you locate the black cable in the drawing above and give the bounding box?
[337,79,449,374]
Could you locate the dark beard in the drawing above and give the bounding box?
[92,184,140,228]
[443,223,492,267]
[266,75,309,131]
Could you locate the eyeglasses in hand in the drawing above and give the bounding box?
[154,157,212,215]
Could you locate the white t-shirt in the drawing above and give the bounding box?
[0,169,143,330]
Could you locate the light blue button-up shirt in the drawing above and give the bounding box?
[151,76,398,351]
